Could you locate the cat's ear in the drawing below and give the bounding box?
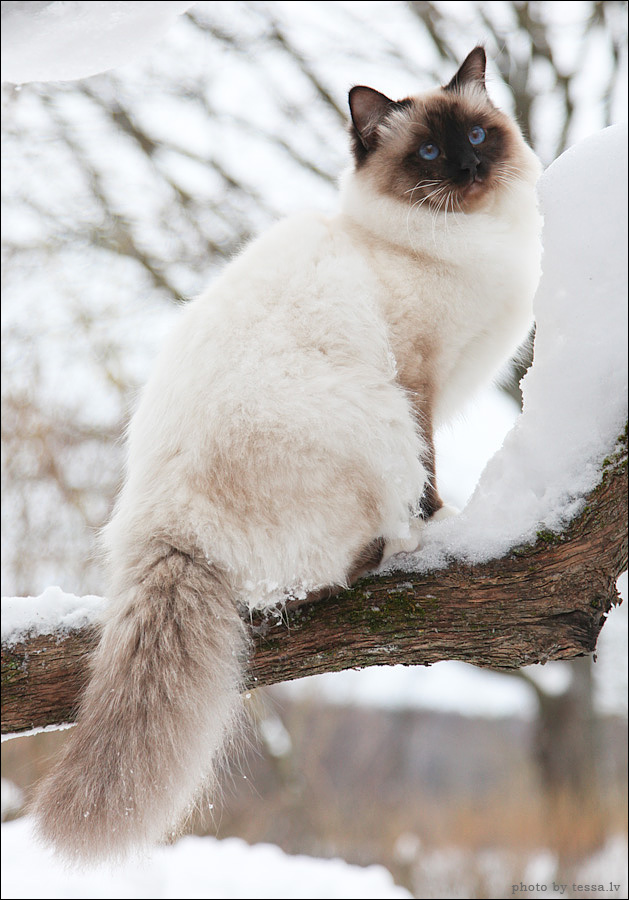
[444,46,486,93]
[349,85,396,153]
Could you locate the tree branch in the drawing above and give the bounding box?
[2,429,626,737]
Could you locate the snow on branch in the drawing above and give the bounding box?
[1,426,627,738]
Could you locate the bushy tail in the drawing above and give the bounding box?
[32,549,248,863]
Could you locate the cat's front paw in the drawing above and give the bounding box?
[431,503,459,521]
[382,518,425,562]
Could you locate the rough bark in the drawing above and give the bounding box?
[2,429,626,738]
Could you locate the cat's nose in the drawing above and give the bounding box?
[460,151,481,179]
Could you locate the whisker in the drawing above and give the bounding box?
[404,180,441,195]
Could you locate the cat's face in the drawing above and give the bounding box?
[349,47,535,214]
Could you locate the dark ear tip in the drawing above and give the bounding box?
[466,45,487,69]
[444,45,487,92]
[348,85,394,124]
[348,85,372,106]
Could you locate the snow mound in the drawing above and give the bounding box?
[0,816,412,899]
[393,124,628,572]
[1,586,105,646]
[1,1,195,84]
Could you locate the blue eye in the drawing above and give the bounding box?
[419,141,440,161]
[468,125,486,145]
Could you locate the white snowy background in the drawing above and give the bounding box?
[1,2,627,898]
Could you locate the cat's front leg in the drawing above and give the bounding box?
[381,517,426,563]
[431,503,459,521]
[417,426,445,520]
[346,522,426,581]
[380,428,460,565]
[380,501,459,565]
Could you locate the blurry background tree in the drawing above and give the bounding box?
[1,3,627,896]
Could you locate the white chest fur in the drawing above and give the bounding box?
[338,170,543,420]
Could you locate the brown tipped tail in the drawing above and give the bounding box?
[32,550,248,863]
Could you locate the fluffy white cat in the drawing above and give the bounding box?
[33,46,542,861]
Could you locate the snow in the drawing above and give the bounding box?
[1,2,196,85]
[0,816,412,900]
[388,123,628,573]
[0,586,105,646]
[2,813,626,900]
[0,721,75,745]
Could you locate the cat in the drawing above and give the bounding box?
[32,46,542,862]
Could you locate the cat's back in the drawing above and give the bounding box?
[142,210,389,408]
[195,209,383,349]
[123,208,403,486]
